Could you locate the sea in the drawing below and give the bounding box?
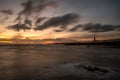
[0,44,120,80]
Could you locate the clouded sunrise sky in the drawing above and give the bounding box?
[0,0,120,42]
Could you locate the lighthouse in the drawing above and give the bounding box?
[93,34,96,43]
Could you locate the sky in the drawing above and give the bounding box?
[0,0,120,43]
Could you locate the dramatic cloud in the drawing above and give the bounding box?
[35,13,80,30]
[82,23,120,32]
[10,0,58,31]
[8,23,31,31]
[24,19,32,26]
[35,17,47,25]
[15,0,58,21]
[6,0,119,33]
[14,16,22,22]
[69,23,120,32]
[18,0,33,17]
[0,9,13,15]
[53,29,65,32]
[8,18,32,31]
[69,24,83,32]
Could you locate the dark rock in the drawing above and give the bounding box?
[75,64,109,73]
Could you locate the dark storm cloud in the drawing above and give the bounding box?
[15,0,57,21]
[69,23,120,32]
[14,16,22,22]
[24,19,32,26]
[35,13,80,30]
[9,0,57,31]
[35,17,47,25]
[69,24,83,32]
[53,29,64,32]
[18,0,33,17]
[0,9,13,15]
[12,0,58,31]
[82,23,120,32]
[8,23,31,31]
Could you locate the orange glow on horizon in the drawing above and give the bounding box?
[0,41,13,44]
[40,41,55,44]
[0,25,119,43]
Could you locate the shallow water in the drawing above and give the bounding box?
[0,45,120,80]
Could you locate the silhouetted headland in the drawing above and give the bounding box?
[55,38,120,48]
